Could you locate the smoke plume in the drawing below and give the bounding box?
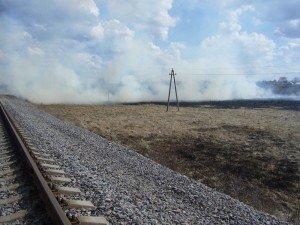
[0,0,299,103]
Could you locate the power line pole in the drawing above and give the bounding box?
[166,68,179,112]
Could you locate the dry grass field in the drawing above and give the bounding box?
[38,100,300,223]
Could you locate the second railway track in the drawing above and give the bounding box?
[0,103,109,225]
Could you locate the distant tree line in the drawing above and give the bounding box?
[257,77,300,96]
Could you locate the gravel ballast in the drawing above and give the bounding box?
[1,97,289,225]
[0,110,52,225]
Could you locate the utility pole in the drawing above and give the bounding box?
[166,68,179,112]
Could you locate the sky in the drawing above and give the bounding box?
[0,0,299,103]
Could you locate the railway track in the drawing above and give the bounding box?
[0,103,109,225]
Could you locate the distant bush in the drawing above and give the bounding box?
[257,77,300,96]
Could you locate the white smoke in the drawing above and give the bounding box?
[0,0,297,103]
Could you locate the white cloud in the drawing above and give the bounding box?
[281,19,300,38]
[231,1,300,38]
[228,5,255,21]
[79,0,100,17]
[200,31,276,69]
[0,0,299,103]
[91,23,104,39]
[27,47,45,56]
[104,0,177,39]
[91,20,134,40]
[219,21,241,32]
[289,19,300,28]
[103,20,135,39]
[76,53,102,69]
[278,38,300,64]
[33,23,47,31]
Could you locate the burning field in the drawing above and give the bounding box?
[38,100,300,223]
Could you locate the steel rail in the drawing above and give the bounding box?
[0,102,71,225]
